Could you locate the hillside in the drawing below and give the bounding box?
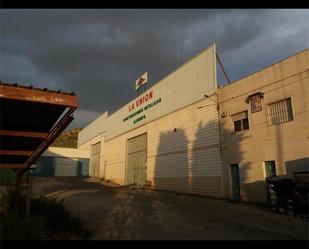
[51,128,83,148]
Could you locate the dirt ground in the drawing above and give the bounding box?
[31,177,308,240]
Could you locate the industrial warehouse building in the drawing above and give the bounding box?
[78,45,309,203]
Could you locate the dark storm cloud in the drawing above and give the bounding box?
[1,9,308,129]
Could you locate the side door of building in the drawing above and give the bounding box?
[230,164,241,201]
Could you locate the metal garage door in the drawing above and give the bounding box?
[54,158,78,176]
[126,133,147,186]
[91,142,101,178]
[34,156,89,177]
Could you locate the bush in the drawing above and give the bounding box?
[0,187,91,240]
[0,170,28,185]
[0,186,26,214]
[30,196,90,239]
[0,213,46,240]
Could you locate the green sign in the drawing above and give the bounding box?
[133,115,146,124]
[123,98,162,124]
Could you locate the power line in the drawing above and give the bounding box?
[218,72,308,104]
[216,53,231,84]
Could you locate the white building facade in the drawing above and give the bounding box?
[78,45,309,202]
[78,44,224,197]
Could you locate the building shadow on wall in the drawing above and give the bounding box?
[285,157,309,178]
[227,132,270,203]
[153,128,189,193]
[241,162,270,203]
[223,127,266,203]
[191,121,223,197]
[152,113,274,203]
[243,157,309,204]
[152,118,247,199]
[212,117,247,201]
[244,124,309,203]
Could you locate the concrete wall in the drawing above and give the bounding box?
[218,49,309,203]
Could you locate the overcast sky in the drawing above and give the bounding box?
[1,9,308,129]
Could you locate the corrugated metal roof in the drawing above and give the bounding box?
[0,81,76,96]
[0,81,77,171]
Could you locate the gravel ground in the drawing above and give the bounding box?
[31,177,308,240]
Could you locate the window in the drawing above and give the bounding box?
[231,111,249,132]
[267,98,293,125]
[264,161,277,178]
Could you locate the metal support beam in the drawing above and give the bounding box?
[22,107,76,172]
[0,150,33,156]
[0,84,77,107]
[0,163,24,169]
[0,130,48,138]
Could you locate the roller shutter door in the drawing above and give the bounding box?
[126,133,147,186]
[90,142,101,178]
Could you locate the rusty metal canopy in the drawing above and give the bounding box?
[0,81,77,171]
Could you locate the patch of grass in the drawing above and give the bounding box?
[0,169,28,185]
[0,187,91,240]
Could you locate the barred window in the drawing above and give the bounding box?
[231,111,249,132]
[267,98,293,125]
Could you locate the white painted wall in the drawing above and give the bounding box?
[43,146,89,158]
[78,111,108,147]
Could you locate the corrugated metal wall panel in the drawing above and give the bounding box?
[78,159,89,177]
[127,133,147,154]
[90,142,101,178]
[54,158,78,176]
[104,134,127,183]
[126,133,147,186]
[151,176,222,196]
[34,156,54,176]
[103,96,223,197]
[35,156,89,177]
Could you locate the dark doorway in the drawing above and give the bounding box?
[230,164,241,200]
